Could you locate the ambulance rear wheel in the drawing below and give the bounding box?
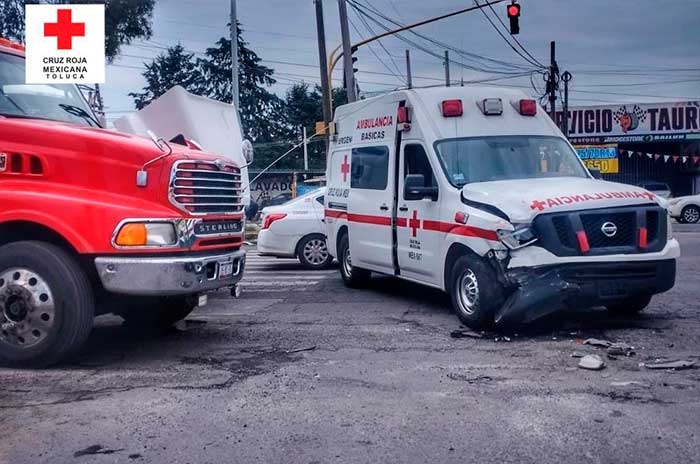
[449,255,503,330]
[0,241,94,368]
[338,233,371,288]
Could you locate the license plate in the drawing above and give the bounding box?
[195,220,241,236]
[219,261,234,279]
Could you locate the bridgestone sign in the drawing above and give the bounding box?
[556,101,700,144]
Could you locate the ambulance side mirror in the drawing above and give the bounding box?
[588,168,603,180]
[404,174,438,201]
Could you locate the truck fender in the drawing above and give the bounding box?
[0,210,91,252]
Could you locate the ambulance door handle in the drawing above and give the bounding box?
[380,204,389,211]
[399,205,408,212]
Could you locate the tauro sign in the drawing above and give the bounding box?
[557,102,700,144]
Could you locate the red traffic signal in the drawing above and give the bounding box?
[507,2,520,35]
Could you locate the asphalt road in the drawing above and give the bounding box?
[1,230,699,464]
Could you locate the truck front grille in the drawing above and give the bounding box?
[533,205,667,256]
[169,160,243,215]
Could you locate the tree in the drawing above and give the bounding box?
[129,44,202,110]
[0,0,155,62]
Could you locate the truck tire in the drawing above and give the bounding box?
[681,205,700,224]
[448,254,504,330]
[297,234,333,270]
[0,241,94,368]
[338,233,371,288]
[118,295,198,329]
[607,294,652,315]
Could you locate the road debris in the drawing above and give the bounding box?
[578,354,606,370]
[571,351,586,358]
[641,360,696,370]
[611,381,651,388]
[583,338,613,348]
[607,342,635,357]
[450,329,484,339]
[285,345,317,354]
[74,445,123,457]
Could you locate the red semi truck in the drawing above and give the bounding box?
[0,39,247,367]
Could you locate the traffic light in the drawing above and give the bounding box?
[343,54,359,88]
[507,2,520,35]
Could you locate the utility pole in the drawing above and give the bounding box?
[230,0,239,108]
[338,0,357,103]
[405,49,412,89]
[548,40,558,123]
[303,127,309,171]
[444,50,450,87]
[561,71,572,137]
[314,0,332,150]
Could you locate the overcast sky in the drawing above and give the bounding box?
[103,0,700,123]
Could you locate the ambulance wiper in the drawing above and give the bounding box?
[58,104,101,127]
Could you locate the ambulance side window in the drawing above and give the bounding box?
[404,144,436,190]
[351,146,389,190]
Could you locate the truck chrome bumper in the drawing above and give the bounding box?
[95,250,246,296]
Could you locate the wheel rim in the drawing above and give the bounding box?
[457,269,479,315]
[0,268,55,349]
[343,246,353,278]
[303,238,329,265]
[683,207,699,223]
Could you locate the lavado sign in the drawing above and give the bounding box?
[557,101,700,144]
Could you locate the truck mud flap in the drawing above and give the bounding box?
[495,269,581,326]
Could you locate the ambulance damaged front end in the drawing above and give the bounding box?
[444,137,681,325]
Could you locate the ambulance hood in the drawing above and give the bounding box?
[460,177,660,224]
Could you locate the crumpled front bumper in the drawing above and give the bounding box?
[95,249,245,296]
[495,258,676,325]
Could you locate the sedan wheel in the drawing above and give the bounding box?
[681,205,700,224]
[297,234,333,269]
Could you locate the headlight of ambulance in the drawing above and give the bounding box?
[114,221,178,247]
[497,224,537,250]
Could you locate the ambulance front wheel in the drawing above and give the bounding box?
[449,254,504,330]
[338,233,371,288]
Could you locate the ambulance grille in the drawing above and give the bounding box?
[169,160,243,215]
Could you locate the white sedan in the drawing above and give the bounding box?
[257,188,333,269]
[668,195,700,223]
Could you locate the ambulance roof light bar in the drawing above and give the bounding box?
[441,99,463,118]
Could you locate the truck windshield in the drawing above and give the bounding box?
[0,52,99,127]
[434,135,589,187]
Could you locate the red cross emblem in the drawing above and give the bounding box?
[409,210,420,237]
[530,199,547,211]
[44,9,85,50]
[340,155,350,182]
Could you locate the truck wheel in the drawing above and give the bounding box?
[449,254,504,330]
[681,205,700,224]
[338,233,371,288]
[118,296,197,329]
[0,241,94,368]
[297,234,333,270]
[607,294,652,315]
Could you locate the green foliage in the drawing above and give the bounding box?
[0,0,155,62]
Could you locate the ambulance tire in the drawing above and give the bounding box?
[118,296,198,329]
[0,241,94,368]
[606,294,652,315]
[449,254,503,330]
[338,233,371,288]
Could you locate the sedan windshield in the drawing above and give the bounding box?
[434,135,589,187]
[0,52,98,127]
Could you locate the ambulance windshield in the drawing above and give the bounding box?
[0,52,99,127]
[434,135,589,187]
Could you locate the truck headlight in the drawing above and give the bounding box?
[497,224,537,250]
[114,222,178,247]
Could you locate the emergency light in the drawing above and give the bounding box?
[519,99,537,116]
[480,98,503,116]
[441,99,463,118]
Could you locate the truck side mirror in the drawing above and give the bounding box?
[404,174,438,201]
[588,168,603,179]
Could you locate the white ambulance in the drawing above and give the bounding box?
[324,86,680,329]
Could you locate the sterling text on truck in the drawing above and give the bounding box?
[0,39,246,367]
[324,86,680,329]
